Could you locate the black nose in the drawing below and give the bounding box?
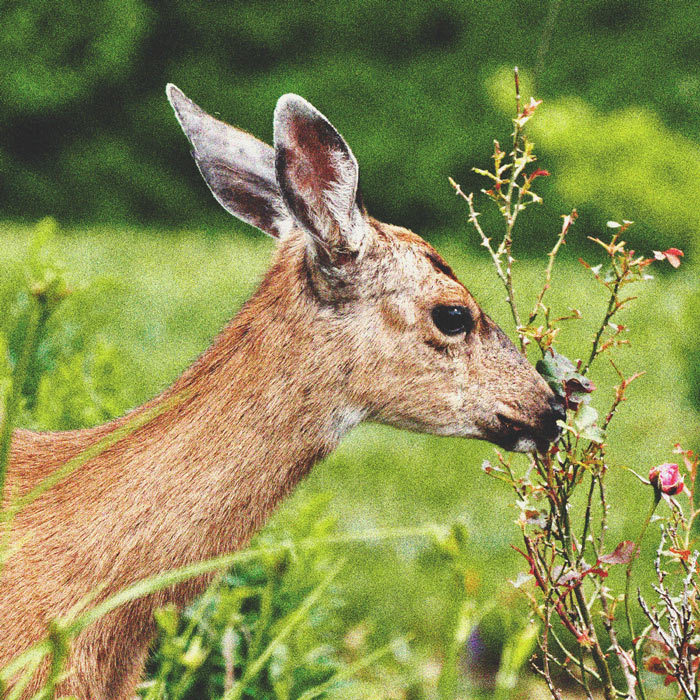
[542,394,566,442]
[549,394,566,422]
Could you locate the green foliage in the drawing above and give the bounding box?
[32,339,126,430]
[529,99,700,251]
[142,497,415,700]
[0,218,74,502]
[0,220,129,432]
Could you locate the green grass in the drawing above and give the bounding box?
[1,219,698,693]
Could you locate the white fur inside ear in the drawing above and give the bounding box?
[322,148,361,243]
[274,93,369,258]
[295,144,367,259]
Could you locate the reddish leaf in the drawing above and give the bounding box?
[554,564,609,589]
[529,169,550,181]
[653,248,684,268]
[521,97,543,117]
[576,630,594,648]
[666,252,683,268]
[564,376,596,396]
[558,569,580,586]
[644,656,673,676]
[599,541,637,565]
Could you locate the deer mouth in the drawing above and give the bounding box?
[492,409,563,454]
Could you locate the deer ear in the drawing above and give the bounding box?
[167,84,293,239]
[273,94,368,264]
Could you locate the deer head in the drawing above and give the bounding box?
[167,85,564,453]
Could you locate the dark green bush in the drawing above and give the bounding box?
[2,1,700,253]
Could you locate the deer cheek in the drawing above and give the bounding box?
[378,297,415,333]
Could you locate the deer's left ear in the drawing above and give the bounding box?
[273,95,369,266]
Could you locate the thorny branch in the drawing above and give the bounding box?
[453,68,691,699]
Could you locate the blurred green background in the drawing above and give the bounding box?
[2,1,699,696]
[3,0,700,252]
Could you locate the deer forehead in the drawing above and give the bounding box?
[353,223,475,334]
[367,222,471,303]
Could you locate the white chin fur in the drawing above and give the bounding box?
[510,436,539,453]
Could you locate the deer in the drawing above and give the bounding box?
[0,84,565,700]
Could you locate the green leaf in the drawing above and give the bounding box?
[153,605,179,637]
[180,636,207,669]
[536,350,574,384]
[536,348,594,407]
[580,424,605,444]
[574,405,598,431]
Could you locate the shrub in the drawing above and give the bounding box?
[450,69,696,699]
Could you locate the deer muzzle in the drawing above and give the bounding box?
[493,394,566,453]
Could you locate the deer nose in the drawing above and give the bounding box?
[543,394,566,441]
[549,394,566,420]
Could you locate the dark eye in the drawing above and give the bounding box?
[431,305,473,336]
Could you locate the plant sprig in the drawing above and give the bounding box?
[452,68,689,700]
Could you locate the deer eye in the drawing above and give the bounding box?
[431,305,473,336]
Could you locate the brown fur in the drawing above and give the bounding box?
[0,90,562,699]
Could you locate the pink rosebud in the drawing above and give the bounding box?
[649,463,685,495]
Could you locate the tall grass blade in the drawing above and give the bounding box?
[297,637,402,700]
[222,559,345,700]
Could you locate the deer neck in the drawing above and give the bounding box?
[2,239,364,677]
[124,238,364,563]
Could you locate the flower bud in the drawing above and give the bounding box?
[649,463,684,496]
